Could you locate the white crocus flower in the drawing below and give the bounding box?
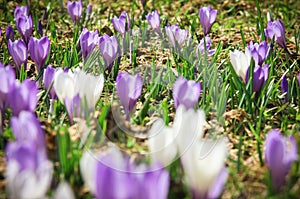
[80,151,98,194]
[229,48,251,82]
[54,181,75,199]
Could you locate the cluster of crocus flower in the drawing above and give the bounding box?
[148,106,228,198]
[165,24,188,48]
[116,71,143,120]
[80,147,170,199]
[264,129,298,191]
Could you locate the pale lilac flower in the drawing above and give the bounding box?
[6,25,14,41]
[264,129,298,190]
[281,75,288,102]
[196,36,216,57]
[173,76,201,110]
[85,4,92,22]
[116,72,143,119]
[199,6,217,35]
[146,10,161,35]
[98,34,120,71]
[8,39,27,71]
[0,63,15,111]
[229,48,252,82]
[28,36,50,71]
[80,28,99,61]
[7,79,37,116]
[14,6,29,20]
[165,24,188,47]
[246,64,269,93]
[111,11,128,35]
[248,41,270,66]
[16,15,33,44]
[265,20,286,48]
[67,0,83,23]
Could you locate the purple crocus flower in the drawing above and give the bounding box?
[199,6,217,35]
[85,4,92,22]
[265,20,286,49]
[165,24,188,48]
[111,11,128,35]
[16,15,33,44]
[146,10,161,35]
[98,34,120,71]
[28,36,50,71]
[248,41,270,66]
[6,25,14,41]
[298,73,300,88]
[14,6,29,20]
[43,65,61,99]
[64,94,82,122]
[196,36,216,57]
[0,63,15,111]
[8,39,27,71]
[264,129,298,190]
[116,72,143,119]
[38,20,43,37]
[80,28,99,61]
[67,0,83,23]
[172,76,202,109]
[246,64,269,93]
[281,75,288,102]
[7,79,37,116]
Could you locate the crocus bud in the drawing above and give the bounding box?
[16,15,33,44]
[196,36,216,57]
[246,64,269,93]
[146,10,161,35]
[165,24,188,48]
[248,41,270,66]
[28,36,50,71]
[281,75,288,102]
[43,65,62,99]
[38,20,43,37]
[229,48,252,82]
[67,0,83,23]
[0,63,16,111]
[79,28,99,61]
[98,34,120,71]
[264,129,298,190]
[111,11,128,35]
[298,73,300,88]
[7,79,37,116]
[116,72,143,119]
[8,39,27,71]
[172,76,201,110]
[6,25,14,41]
[85,4,92,22]
[265,20,286,49]
[14,6,29,20]
[199,6,217,35]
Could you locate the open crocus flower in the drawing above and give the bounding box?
[5,141,53,199]
[116,72,143,120]
[196,36,216,57]
[6,25,14,41]
[80,28,99,61]
[8,39,27,71]
[67,0,83,23]
[246,64,269,93]
[229,48,251,82]
[146,10,161,35]
[7,79,37,116]
[14,6,28,20]
[98,34,120,71]
[16,15,33,44]
[165,24,188,48]
[172,76,201,110]
[111,11,128,36]
[248,41,270,66]
[265,20,286,49]
[199,6,217,35]
[28,36,50,71]
[264,129,298,190]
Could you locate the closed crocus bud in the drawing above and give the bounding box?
[14,6,29,20]
[80,28,99,61]
[6,25,14,41]
[8,39,27,71]
[248,41,270,66]
[116,72,143,120]
[16,15,33,44]
[7,79,37,116]
[146,10,161,35]
[229,48,251,82]
[43,65,61,99]
[264,129,298,190]
[38,20,43,37]
[298,73,300,87]
[165,24,188,48]
[67,0,83,23]
[85,4,92,22]
[28,36,50,71]
[98,34,120,71]
[173,76,201,110]
[265,20,286,49]
[0,63,16,111]
[54,182,75,199]
[246,64,269,93]
[112,11,127,35]
[199,6,217,35]
[281,75,288,102]
[5,141,53,199]
[196,36,216,57]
